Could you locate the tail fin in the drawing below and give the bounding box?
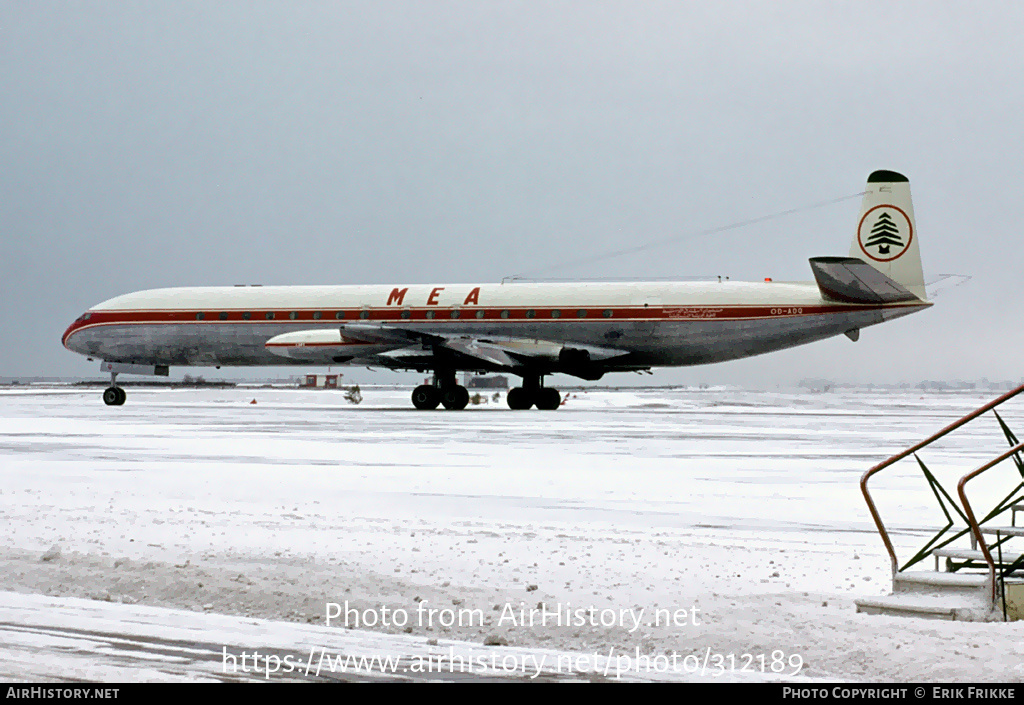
[849,170,926,300]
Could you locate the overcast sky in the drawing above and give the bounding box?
[3,2,1022,386]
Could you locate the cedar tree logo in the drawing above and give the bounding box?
[857,205,913,262]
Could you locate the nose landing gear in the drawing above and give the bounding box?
[103,371,126,406]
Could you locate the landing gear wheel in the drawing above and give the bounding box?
[411,385,441,410]
[535,387,561,410]
[507,387,534,410]
[441,385,470,410]
[103,387,125,406]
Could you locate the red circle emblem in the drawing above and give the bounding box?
[857,204,913,262]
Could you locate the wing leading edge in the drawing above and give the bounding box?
[265,324,629,378]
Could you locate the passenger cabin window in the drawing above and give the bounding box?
[551,310,561,318]
[359,310,370,320]
[500,310,510,319]
[602,309,613,318]
[265,312,275,320]
[577,309,587,318]
[526,309,536,318]
[335,311,345,319]
[450,309,460,319]
[242,312,251,320]
[475,310,485,319]
[195,312,205,320]
[219,312,228,320]
[289,312,298,320]
[313,311,322,320]
[401,310,411,319]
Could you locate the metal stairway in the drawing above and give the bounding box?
[855,384,1024,621]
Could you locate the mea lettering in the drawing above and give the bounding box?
[386,287,481,307]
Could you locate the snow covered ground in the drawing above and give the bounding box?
[2,384,1024,682]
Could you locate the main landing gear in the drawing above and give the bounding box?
[409,371,562,411]
[507,375,561,411]
[411,370,470,411]
[103,372,126,406]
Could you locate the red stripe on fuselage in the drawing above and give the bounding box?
[62,302,925,350]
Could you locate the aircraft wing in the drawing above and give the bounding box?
[265,324,629,372]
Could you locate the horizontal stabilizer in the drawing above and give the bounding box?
[809,256,922,304]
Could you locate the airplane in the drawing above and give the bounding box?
[62,170,931,410]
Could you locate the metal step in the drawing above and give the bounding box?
[931,547,1024,565]
[931,548,989,561]
[860,571,995,621]
[855,594,993,621]
[980,526,1024,537]
[893,570,992,597]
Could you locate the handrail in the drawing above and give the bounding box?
[957,441,1024,607]
[860,383,1024,580]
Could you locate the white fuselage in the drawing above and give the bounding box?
[62,279,928,374]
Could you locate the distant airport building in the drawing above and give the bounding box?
[300,374,340,388]
[462,374,508,389]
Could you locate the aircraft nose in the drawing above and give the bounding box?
[62,312,93,352]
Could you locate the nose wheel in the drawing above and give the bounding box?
[103,386,126,406]
[102,369,126,406]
